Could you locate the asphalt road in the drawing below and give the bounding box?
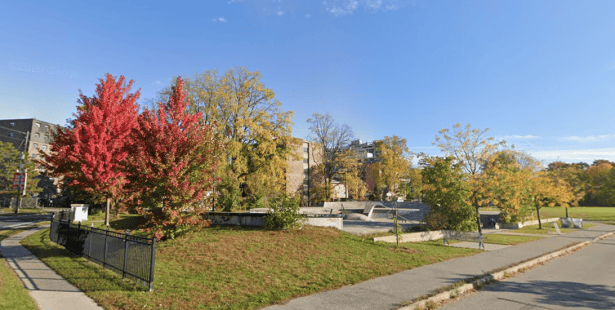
[0,213,53,229]
[442,236,615,310]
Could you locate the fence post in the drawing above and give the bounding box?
[149,237,156,292]
[88,223,93,259]
[103,227,109,268]
[123,229,130,279]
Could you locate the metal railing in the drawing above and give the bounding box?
[49,211,156,291]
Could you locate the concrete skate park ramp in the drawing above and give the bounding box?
[323,201,430,222]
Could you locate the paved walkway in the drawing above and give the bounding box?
[0,226,103,310]
[264,223,615,310]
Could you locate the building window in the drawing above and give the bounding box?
[9,122,15,127]
[31,154,37,159]
[35,133,40,138]
[303,147,308,152]
[8,133,14,138]
[33,143,38,148]
[45,135,50,142]
[42,145,47,151]
[45,125,49,131]
[36,123,41,128]
[303,159,308,164]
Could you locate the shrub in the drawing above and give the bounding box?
[264,194,305,230]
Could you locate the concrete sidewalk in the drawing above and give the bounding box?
[0,226,103,310]
[264,223,615,310]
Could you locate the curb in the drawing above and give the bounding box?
[399,230,615,310]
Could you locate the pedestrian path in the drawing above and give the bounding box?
[264,224,615,310]
[0,226,103,310]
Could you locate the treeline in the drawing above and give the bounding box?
[546,160,615,207]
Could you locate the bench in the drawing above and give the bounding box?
[442,230,485,249]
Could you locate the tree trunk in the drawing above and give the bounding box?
[565,207,569,218]
[105,197,111,226]
[536,205,542,229]
[475,205,482,234]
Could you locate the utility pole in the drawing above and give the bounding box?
[14,152,27,214]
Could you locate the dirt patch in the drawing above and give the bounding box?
[388,246,420,254]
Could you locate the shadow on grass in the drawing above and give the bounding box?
[21,231,147,293]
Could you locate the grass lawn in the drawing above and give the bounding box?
[0,207,54,215]
[0,229,39,310]
[533,206,615,221]
[481,234,543,245]
[21,224,481,310]
[512,222,596,235]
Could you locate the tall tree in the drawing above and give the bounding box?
[479,151,535,224]
[127,77,223,240]
[42,74,140,225]
[371,136,412,201]
[166,67,295,209]
[422,157,476,231]
[306,112,354,201]
[434,123,506,233]
[528,171,573,229]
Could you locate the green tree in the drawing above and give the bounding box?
[434,123,506,233]
[528,170,573,229]
[421,157,476,231]
[371,136,411,201]
[0,142,39,210]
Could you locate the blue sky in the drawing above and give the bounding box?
[2,0,615,165]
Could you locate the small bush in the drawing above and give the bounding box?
[264,194,305,230]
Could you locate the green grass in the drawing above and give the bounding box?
[0,207,54,215]
[0,229,39,310]
[21,223,481,310]
[513,222,596,235]
[481,234,543,245]
[537,206,615,221]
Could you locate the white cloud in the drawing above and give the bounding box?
[212,17,227,23]
[500,135,540,141]
[325,0,359,17]
[365,0,383,11]
[529,148,615,163]
[324,0,408,16]
[305,14,311,18]
[276,8,284,16]
[560,134,615,143]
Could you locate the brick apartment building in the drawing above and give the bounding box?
[0,118,61,160]
[286,138,349,203]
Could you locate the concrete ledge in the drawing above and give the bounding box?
[373,230,443,243]
[500,217,559,229]
[305,217,343,229]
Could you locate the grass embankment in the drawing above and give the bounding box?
[0,229,39,310]
[21,223,480,310]
[481,234,543,245]
[539,206,615,221]
[512,222,596,235]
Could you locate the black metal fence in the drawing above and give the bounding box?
[49,212,156,291]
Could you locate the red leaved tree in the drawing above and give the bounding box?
[42,74,140,225]
[127,77,222,240]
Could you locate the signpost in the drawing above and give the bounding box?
[13,172,27,194]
